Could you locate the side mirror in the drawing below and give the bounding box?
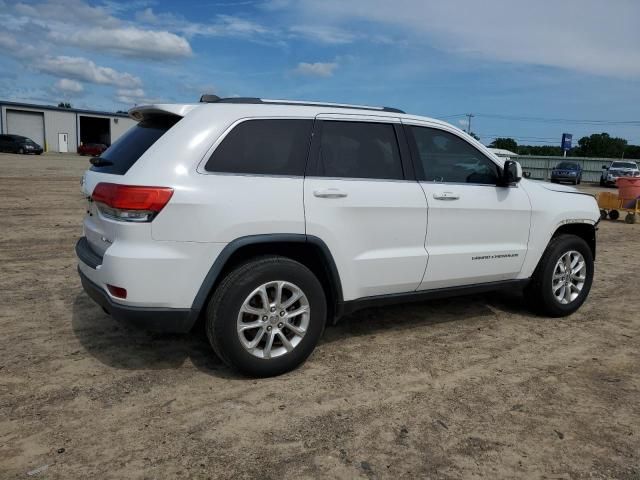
[501,160,522,185]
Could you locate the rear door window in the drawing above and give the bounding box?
[90,115,180,175]
[205,119,313,176]
[316,121,404,180]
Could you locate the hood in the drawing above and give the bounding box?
[529,179,580,194]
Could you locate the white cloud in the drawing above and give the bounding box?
[15,0,119,27]
[10,0,192,60]
[293,62,338,77]
[136,8,271,40]
[269,0,640,78]
[39,56,142,88]
[289,25,355,44]
[115,88,163,105]
[50,27,192,59]
[54,78,84,94]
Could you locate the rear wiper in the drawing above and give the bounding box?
[90,157,113,166]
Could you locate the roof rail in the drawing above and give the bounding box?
[198,95,405,114]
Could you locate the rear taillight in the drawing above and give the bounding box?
[92,183,173,222]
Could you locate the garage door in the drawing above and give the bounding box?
[6,110,45,147]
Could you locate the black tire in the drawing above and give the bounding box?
[205,255,327,377]
[577,176,581,185]
[524,234,594,317]
[18,148,24,154]
[625,213,636,224]
[550,179,558,183]
[599,178,605,187]
[600,209,607,220]
[609,210,619,220]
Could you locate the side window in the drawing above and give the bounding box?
[205,119,313,176]
[317,121,403,180]
[410,126,499,184]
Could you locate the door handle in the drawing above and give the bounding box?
[433,191,460,200]
[313,188,348,199]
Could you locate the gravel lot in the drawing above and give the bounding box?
[1,152,639,479]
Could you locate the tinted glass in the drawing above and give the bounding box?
[611,161,637,169]
[91,115,180,175]
[205,119,313,175]
[317,121,403,180]
[411,127,499,184]
[556,162,579,170]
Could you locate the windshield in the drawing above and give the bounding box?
[611,161,638,169]
[556,162,578,170]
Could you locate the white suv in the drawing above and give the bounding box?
[77,97,600,376]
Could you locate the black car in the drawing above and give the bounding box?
[550,161,582,185]
[0,134,44,154]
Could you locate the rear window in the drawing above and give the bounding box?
[317,121,403,180]
[90,115,180,175]
[204,119,313,176]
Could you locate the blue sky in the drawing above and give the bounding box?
[1,0,639,146]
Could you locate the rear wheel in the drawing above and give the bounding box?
[625,213,636,224]
[599,178,605,186]
[609,210,620,220]
[524,234,594,317]
[18,148,24,154]
[206,255,327,377]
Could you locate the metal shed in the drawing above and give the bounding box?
[0,100,138,153]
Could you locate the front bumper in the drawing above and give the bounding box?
[551,174,579,182]
[78,267,195,333]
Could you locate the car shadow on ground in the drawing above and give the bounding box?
[322,288,536,344]
[71,292,234,378]
[72,288,536,375]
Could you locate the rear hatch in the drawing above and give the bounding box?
[81,105,191,258]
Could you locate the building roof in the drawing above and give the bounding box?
[0,100,130,118]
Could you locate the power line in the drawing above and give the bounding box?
[435,112,640,126]
[465,113,474,134]
[474,113,640,126]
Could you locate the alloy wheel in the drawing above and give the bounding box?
[552,250,587,305]
[236,281,310,359]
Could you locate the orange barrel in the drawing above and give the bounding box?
[617,177,640,208]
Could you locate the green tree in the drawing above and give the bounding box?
[517,145,565,156]
[623,144,640,159]
[57,102,71,108]
[468,131,480,141]
[489,137,518,152]
[576,132,627,158]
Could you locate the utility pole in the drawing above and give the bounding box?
[465,113,475,134]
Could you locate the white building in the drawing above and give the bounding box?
[0,100,137,153]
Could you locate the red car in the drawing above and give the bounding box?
[78,143,107,156]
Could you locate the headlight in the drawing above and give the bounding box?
[569,171,577,175]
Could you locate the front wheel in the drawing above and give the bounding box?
[206,255,327,377]
[524,234,594,317]
[18,148,24,154]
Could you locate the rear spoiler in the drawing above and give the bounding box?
[128,104,198,121]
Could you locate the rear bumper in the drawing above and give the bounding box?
[78,267,196,333]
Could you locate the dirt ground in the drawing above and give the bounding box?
[1,152,639,479]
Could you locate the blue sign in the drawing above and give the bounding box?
[561,133,572,151]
